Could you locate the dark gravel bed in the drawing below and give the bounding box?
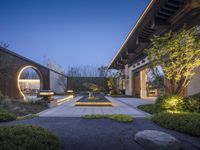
[1,117,200,150]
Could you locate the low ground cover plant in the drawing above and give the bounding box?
[88,96,101,101]
[151,111,200,137]
[17,114,38,120]
[138,94,200,136]
[0,98,48,118]
[155,95,185,111]
[138,104,159,114]
[0,125,61,150]
[138,94,200,114]
[0,107,16,122]
[81,114,133,123]
[185,96,200,113]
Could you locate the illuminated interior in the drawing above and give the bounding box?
[18,66,42,101]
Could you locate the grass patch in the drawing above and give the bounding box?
[138,104,160,114]
[0,125,60,150]
[81,114,133,123]
[151,111,200,137]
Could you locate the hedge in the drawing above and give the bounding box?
[151,111,200,137]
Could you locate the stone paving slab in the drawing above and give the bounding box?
[38,96,153,117]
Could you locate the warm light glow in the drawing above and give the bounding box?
[17,66,41,101]
[19,79,40,82]
[57,95,74,105]
[75,102,112,106]
[67,90,74,93]
[39,92,54,96]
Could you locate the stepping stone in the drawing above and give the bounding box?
[134,130,181,150]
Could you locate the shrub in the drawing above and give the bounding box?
[155,95,185,111]
[82,114,133,123]
[0,125,61,150]
[88,96,100,101]
[184,98,200,113]
[187,92,200,100]
[0,112,16,122]
[151,112,200,137]
[138,104,160,114]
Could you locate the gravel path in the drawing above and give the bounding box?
[1,117,200,150]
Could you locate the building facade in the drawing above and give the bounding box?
[0,48,67,100]
[109,0,200,98]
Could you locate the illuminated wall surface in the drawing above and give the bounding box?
[50,70,66,94]
[19,79,40,91]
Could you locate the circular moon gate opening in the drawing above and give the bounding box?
[18,66,42,101]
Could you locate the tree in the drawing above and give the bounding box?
[66,65,99,77]
[147,26,200,95]
[98,66,110,77]
[107,77,117,95]
[82,82,102,97]
[0,42,9,49]
[58,75,68,93]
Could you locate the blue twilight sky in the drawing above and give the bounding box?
[0,0,150,69]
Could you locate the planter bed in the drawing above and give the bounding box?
[75,95,112,106]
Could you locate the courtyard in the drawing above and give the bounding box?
[0,0,200,150]
[38,96,154,117]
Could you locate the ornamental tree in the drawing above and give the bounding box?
[147,26,200,95]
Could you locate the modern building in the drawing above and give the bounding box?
[0,48,67,100]
[109,0,200,98]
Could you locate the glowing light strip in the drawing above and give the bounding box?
[19,79,40,82]
[75,102,112,106]
[40,92,54,96]
[17,66,40,101]
[56,95,74,105]
[108,0,155,68]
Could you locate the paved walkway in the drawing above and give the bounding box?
[38,96,155,117]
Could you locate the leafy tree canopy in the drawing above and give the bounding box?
[147,26,200,95]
